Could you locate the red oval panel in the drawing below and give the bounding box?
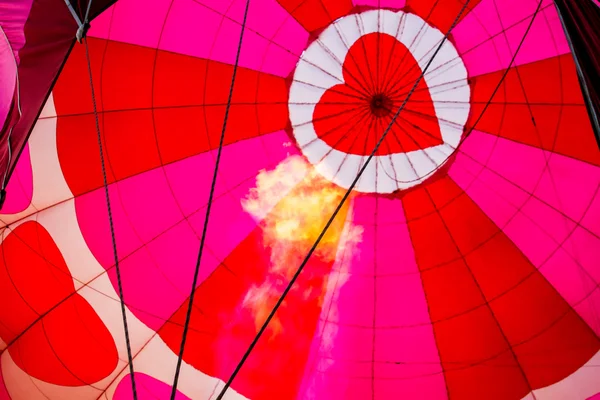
[0,221,118,386]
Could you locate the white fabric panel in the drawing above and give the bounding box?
[376,155,401,193]
[332,154,364,190]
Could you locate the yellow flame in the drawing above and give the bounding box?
[242,155,309,223]
[243,155,348,268]
[241,155,363,335]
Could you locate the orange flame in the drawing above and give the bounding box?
[241,155,363,336]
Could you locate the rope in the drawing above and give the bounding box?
[75,0,143,393]
[214,1,472,398]
[169,0,251,398]
[83,37,138,400]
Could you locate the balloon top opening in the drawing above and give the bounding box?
[369,93,393,118]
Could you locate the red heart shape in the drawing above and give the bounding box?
[0,221,118,386]
[313,32,444,156]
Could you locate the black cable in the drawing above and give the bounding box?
[214,2,472,398]
[169,0,251,398]
[83,37,138,400]
[553,0,600,148]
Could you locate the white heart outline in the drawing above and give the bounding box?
[288,9,471,193]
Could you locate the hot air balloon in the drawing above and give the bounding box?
[1,0,599,399]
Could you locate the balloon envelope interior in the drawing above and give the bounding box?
[0,0,599,399]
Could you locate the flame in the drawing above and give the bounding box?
[242,155,309,223]
[294,221,364,399]
[240,155,363,336]
[243,155,348,265]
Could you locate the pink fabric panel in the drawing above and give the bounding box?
[163,130,297,261]
[89,0,308,77]
[114,168,185,244]
[114,373,191,400]
[374,325,445,399]
[300,322,375,399]
[450,131,600,267]
[352,196,406,225]
[450,130,600,334]
[117,220,220,330]
[565,227,600,285]
[450,176,600,336]
[454,130,600,225]
[88,0,172,48]
[576,290,600,336]
[453,0,570,77]
[77,185,144,268]
[375,221,418,276]
[351,196,416,276]
[533,154,600,228]
[0,0,33,130]
[0,143,32,214]
[582,189,600,238]
[76,131,293,331]
[299,196,445,399]
[544,248,600,336]
[0,0,76,189]
[0,32,16,131]
[353,0,406,8]
[0,0,33,60]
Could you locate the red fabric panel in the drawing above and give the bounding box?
[404,0,483,33]
[0,221,118,386]
[159,184,350,400]
[276,0,353,34]
[402,175,600,400]
[468,55,600,166]
[313,33,443,156]
[554,0,600,147]
[53,38,289,196]
[0,0,115,189]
